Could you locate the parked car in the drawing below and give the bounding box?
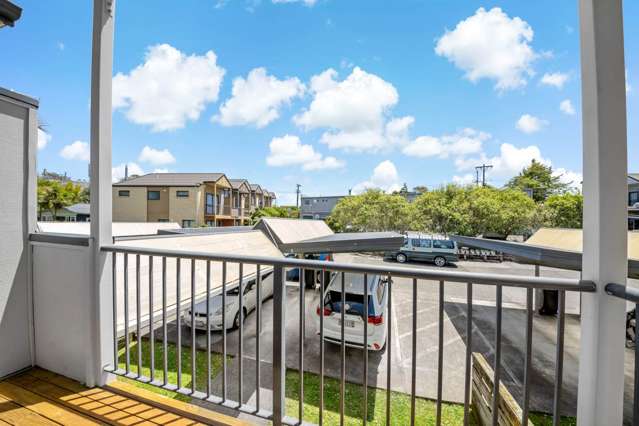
[315,272,389,351]
[286,252,334,289]
[183,268,274,330]
[384,233,458,267]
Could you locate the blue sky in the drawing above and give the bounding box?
[1,0,638,204]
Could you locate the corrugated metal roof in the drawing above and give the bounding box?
[256,217,334,247]
[451,230,639,279]
[284,231,405,254]
[36,221,181,237]
[525,227,639,258]
[113,173,225,187]
[113,231,283,334]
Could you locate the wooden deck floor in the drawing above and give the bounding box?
[0,368,248,425]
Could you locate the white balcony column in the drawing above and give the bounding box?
[89,0,115,387]
[577,0,628,424]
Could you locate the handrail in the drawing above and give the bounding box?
[101,244,596,291]
[605,283,639,303]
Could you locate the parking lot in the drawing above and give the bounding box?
[157,254,636,418]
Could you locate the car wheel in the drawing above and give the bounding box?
[396,253,407,263]
[233,309,246,329]
[434,256,446,267]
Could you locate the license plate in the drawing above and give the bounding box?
[338,319,356,328]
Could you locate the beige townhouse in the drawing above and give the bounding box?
[113,173,236,227]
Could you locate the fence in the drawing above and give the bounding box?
[102,244,595,425]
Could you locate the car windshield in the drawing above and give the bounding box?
[324,291,374,316]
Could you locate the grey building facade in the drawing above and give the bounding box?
[300,196,345,219]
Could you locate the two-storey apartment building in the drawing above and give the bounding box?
[113,173,274,227]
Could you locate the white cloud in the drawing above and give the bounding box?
[57,42,65,51]
[113,44,225,132]
[112,162,145,183]
[294,67,399,152]
[553,168,583,190]
[352,160,401,194]
[540,72,569,89]
[60,141,90,161]
[516,114,547,134]
[453,174,476,185]
[560,99,576,116]
[266,135,344,171]
[272,0,317,5]
[456,143,551,180]
[138,146,176,166]
[38,129,51,150]
[214,68,304,128]
[385,116,414,146]
[434,7,537,91]
[402,128,487,159]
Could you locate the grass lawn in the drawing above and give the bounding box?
[117,339,576,425]
[285,370,472,425]
[116,338,228,402]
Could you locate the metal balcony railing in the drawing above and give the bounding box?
[102,245,595,426]
[605,283,639,425]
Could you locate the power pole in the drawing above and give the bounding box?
[295,184,301,208]
[475,164,493,186]
[474,168,480,186]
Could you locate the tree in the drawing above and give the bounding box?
[413,185,428,194]
[37,178,86,219]
[250,205,298,224]
[328,190,414,232]
[412,184,537,237]
[541,193,583,228]
[505,160,569,202]
[467,187,537,237]
[412,185,473,235]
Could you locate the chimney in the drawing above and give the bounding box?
[124,164,129,180]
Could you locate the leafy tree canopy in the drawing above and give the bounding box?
[37,178,87,218]
[541,193,583,228]
[505,159,570,202]
[250,205,299,224]
[328,190,414,232]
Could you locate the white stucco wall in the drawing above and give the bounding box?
[32,242,94,384]
[0,90,37,378]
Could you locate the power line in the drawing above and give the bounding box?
[475,164,493,186]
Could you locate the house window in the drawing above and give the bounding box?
[148,190,161,200]
[206,220,215,227]
[158,219,169,222]
[176,190,189,198]
[182,220,195,228]
[630,191,639,206]
[206,193,215,215]
[118,190,130,197]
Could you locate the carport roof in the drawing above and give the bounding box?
[284,231,405,254]
[451,230,639,279]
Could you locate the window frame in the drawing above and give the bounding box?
[176,190,189,198]
[147,190,161,201]
[118,190,130,197]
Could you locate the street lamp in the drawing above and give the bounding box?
[0,0,21,28]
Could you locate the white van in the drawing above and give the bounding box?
[315,272,389,351]
[385,233,458,267]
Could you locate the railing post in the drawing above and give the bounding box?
[272,265,286,425]
[577,1,628,424]
[89,0,115,387]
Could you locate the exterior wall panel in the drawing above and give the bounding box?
[112,187,147,222]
